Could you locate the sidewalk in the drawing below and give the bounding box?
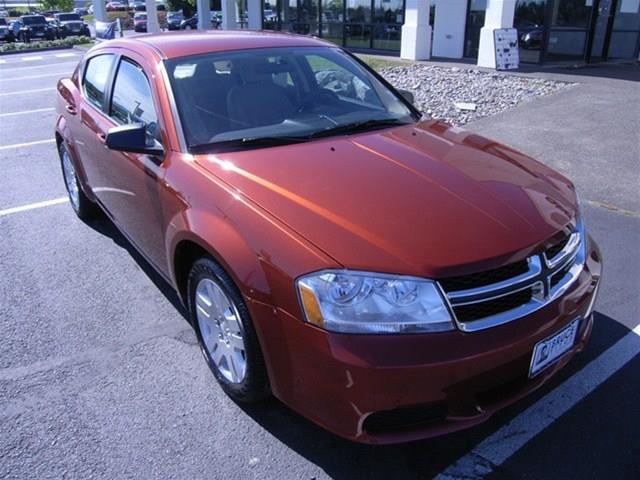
[360,54,639,212]
[462,62,639,213]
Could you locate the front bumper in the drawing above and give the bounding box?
[249,237,602,444]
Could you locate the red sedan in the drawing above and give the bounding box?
[54,31,602,444]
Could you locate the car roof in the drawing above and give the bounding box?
[98,30,333,60]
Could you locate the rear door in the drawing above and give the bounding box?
[75,52,117,194]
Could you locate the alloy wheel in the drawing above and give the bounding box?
[195,278,247,383]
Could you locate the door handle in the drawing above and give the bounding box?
[65,104,77,115]
[96,132,107,145]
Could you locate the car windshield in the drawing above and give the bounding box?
[58,14,81,21]
[22,16,47,25]
[165,47,418,152]
[135,13,147,19]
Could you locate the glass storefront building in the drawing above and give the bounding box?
[262,0,640,63]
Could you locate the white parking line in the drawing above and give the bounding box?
[0,61,77,71]
[22,56,43,61]
[0,139,56,150]
[0,87,55,97]
[0,198,68,218]
[55,53,77,58]
[0,108,56,117]
[0,72,69,81]
[436,323,640,480]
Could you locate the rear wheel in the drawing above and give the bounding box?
[59,143,98,220]
[188,257,270,403]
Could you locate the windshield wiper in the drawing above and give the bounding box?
[309,118,410,139]
[189,135,311,153]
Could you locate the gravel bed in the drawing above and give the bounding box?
[380,64,577,125]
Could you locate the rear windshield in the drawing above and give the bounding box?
[165,46,417,151]
[22,16,47,25]
[58,14,81,21]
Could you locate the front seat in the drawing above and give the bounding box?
[226,59,296,130]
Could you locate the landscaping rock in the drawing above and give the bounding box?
[380,64,577,125]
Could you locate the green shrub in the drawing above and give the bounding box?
[0,36,93,53]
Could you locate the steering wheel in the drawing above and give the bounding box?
[298,89,340,113]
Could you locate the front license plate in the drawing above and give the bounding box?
[529,319,580,377]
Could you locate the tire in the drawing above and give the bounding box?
[58,142,98,220]
[184,24,192,30]
[187,257,270,403]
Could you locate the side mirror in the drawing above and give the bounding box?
[106,123,164,157]
[398,89,414,105]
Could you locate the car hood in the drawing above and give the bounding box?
[61,20,83,25]
[195,120,577,277]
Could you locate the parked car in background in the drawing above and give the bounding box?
[54,12,90,38]
[180,11,219,30]
[17,15,56,42]
[55,32,601,445]
[106,2,126,12]
[46,17,61,38]
[133,1,146,12]
[73,8,89,16]
[516,20,543,50]
[0,9,9,19]
[0,17,15,42]
[133,12,147,32]
[166,11,184,30]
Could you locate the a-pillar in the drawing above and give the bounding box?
[221,0,238,29]
[247,0,262,30]
[401,0,431,60]
[93,0,107,23]
[432,0,467,59]
[477,0,517,68]
[196,0,211,30]
[145,0,160,33]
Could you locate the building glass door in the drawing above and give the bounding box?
[589,0,614,60]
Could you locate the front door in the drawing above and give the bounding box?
[95,53,170,272]
[589,0,614,61]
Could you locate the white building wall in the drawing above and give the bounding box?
[432,0,467,59]
[401,0,432,60]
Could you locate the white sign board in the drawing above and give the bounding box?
[494,28,520,71]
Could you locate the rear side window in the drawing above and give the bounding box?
[110,58,160,143]
[82,54,115,110]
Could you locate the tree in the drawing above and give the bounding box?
[40,0,75,12]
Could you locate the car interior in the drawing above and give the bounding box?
[168,48,402,148]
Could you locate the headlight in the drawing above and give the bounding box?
[297,270,454,334]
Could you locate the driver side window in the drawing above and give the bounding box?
[109,58,160,144]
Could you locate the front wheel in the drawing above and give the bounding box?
[59,143,98,220]
[188,257,270,403]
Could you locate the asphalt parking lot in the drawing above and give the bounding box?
[0,50,638,479]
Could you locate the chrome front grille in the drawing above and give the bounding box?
[438,226,585,332]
